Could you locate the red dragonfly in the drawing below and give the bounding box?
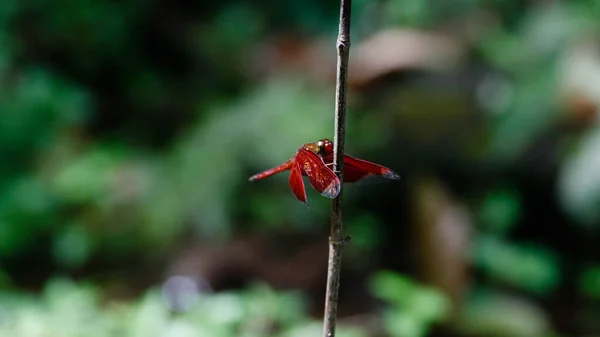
[249,139,400,205]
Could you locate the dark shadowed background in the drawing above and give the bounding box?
[1,0,600,336]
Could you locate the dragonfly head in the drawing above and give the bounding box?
[316,139,334,156]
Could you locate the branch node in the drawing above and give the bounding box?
[330,235,351,246]
[336,40,351,50]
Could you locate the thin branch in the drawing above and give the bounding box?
[322,0,352,336]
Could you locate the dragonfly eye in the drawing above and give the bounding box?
[323,139,333,155]
[316,140,325,154]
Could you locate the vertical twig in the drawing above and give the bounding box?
[323,0,352,336]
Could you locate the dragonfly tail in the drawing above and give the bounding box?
[249,160,294,181]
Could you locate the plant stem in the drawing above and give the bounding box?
[323,0,351,336]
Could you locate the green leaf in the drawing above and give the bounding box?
[475,236,561,295]
[479,187,521,235]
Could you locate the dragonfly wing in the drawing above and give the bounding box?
[343,154,400,182]
[343,161,371,182]
[298,147,341,198]
[321,154,366,182]
[289,160,308,205]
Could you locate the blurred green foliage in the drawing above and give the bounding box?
[559,129,600,226]
[475,235,560,295]
[459,289,552,337]
[0,278,369,337]
[370,271,449,337]
[478,187,522,235]
[579,266,600,300]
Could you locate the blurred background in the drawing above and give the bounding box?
[1,0,600,336]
